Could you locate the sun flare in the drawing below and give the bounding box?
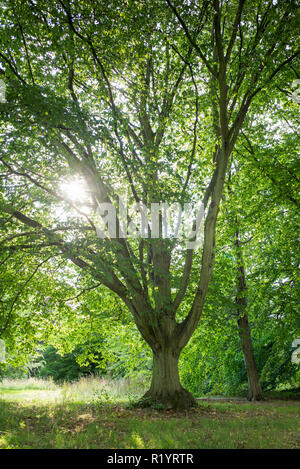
[59,177,89,203]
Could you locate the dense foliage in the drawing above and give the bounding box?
[0,0,299,404]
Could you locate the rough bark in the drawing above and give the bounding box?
[237,314,263,401]
[139,347,197,410]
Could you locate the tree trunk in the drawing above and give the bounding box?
[238,315,263,401]
[140,347,197,410]
[234,223,263,401]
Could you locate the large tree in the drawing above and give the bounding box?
[0,0,298,408]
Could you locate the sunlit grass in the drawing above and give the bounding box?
[0,377,58,391]
[0,376,148,405]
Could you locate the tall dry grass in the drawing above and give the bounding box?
[0,375,150,403]
[61,375,149,402]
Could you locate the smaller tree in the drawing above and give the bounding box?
[37,340,104,382]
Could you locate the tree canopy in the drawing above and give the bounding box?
[0,0,299,408]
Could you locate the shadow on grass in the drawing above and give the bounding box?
[0,398,299,449]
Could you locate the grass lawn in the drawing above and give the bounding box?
[0,378,299,449]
